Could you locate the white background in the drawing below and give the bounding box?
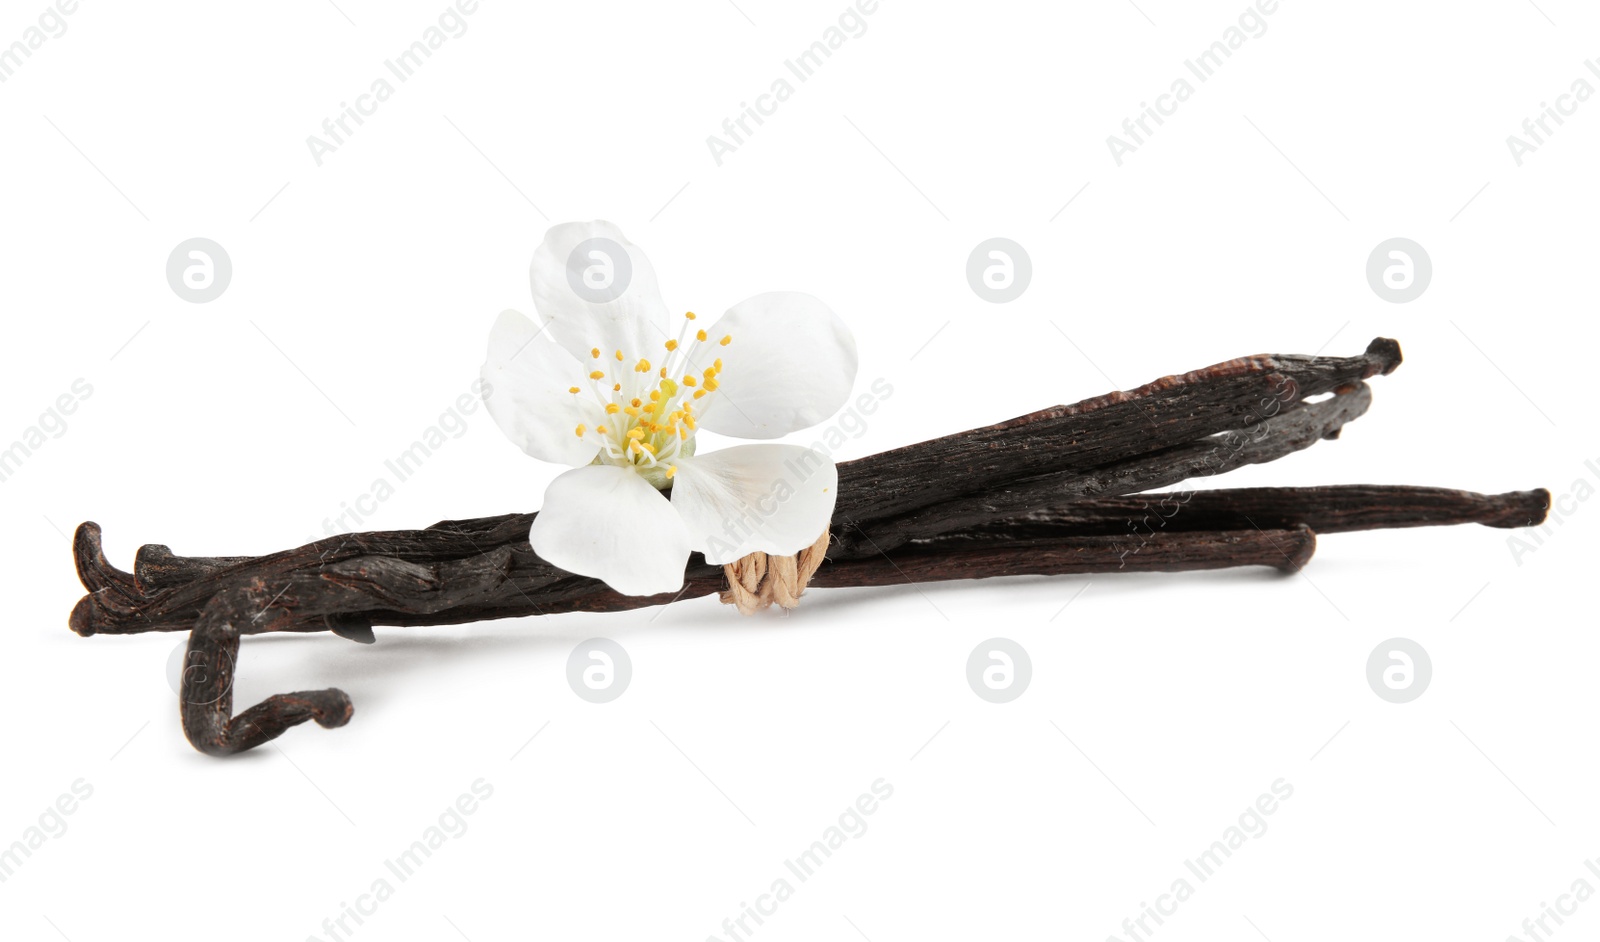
[2,1,1595,939]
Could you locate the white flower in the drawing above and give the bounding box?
[481,221,858,596]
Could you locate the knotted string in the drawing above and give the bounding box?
[719,530,830,615]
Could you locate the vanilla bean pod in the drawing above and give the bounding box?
[63,338,1549,756]
[931,485,1553,542]
[838,379,1375,554]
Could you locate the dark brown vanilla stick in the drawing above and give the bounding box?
[934,485,1553,542]
[836,380,1375,555]
[832,337,1401,525]
[168,525,1314,755]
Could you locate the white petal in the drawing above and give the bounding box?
[529,220,673,369]
[669,444,838,564]
[481,310,602,466]
[690,292,858,440]
[529,465,692,596]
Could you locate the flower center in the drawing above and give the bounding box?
[569,311,732,488]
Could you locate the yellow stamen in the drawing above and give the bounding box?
[588,370,605,380]
[704,378,719,391]
[574,424,586,438]
[696,329,708,342]
[568,386,580,394]
[604,403,620,415]
[683,374,698,387]
[685,312,697,321]
[615,349,623,361]
[591,348,600,359]
[635,358,651,372]
[627,428,645,440]
[664,339,679,351]
[666,464,677,478]
[631,398,642,407]
[692,389,706,399]
[719,335,731,346]
[624,406,641,417]
[596,425,608,434]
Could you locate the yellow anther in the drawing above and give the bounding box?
[692,389,706,399]
[635,358,651,372]
[568,386,580,394]
[596,424,608,434]
[574,424,586,437]
[638,442,655,455]
[665,339,679,351]
[704,377,719,391]
[714,358,723,371]
[666,464,677,478]
[659,367,668,378]
[696,329,708,342]
[685,312,697,320]
[588,370,605,380]
[649,390,661,401]
[683,374,697,387]
[627,428,645,440]
[591,347,600,359]
[684,414,697,430]
[615,349,623,361]
[623,406,641,417]
[630,398,642,407]
[628,440,642,454]
[604,403,620,415]
[612,383,622,392]
[678,426,688,439]
[719,335,731,346]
